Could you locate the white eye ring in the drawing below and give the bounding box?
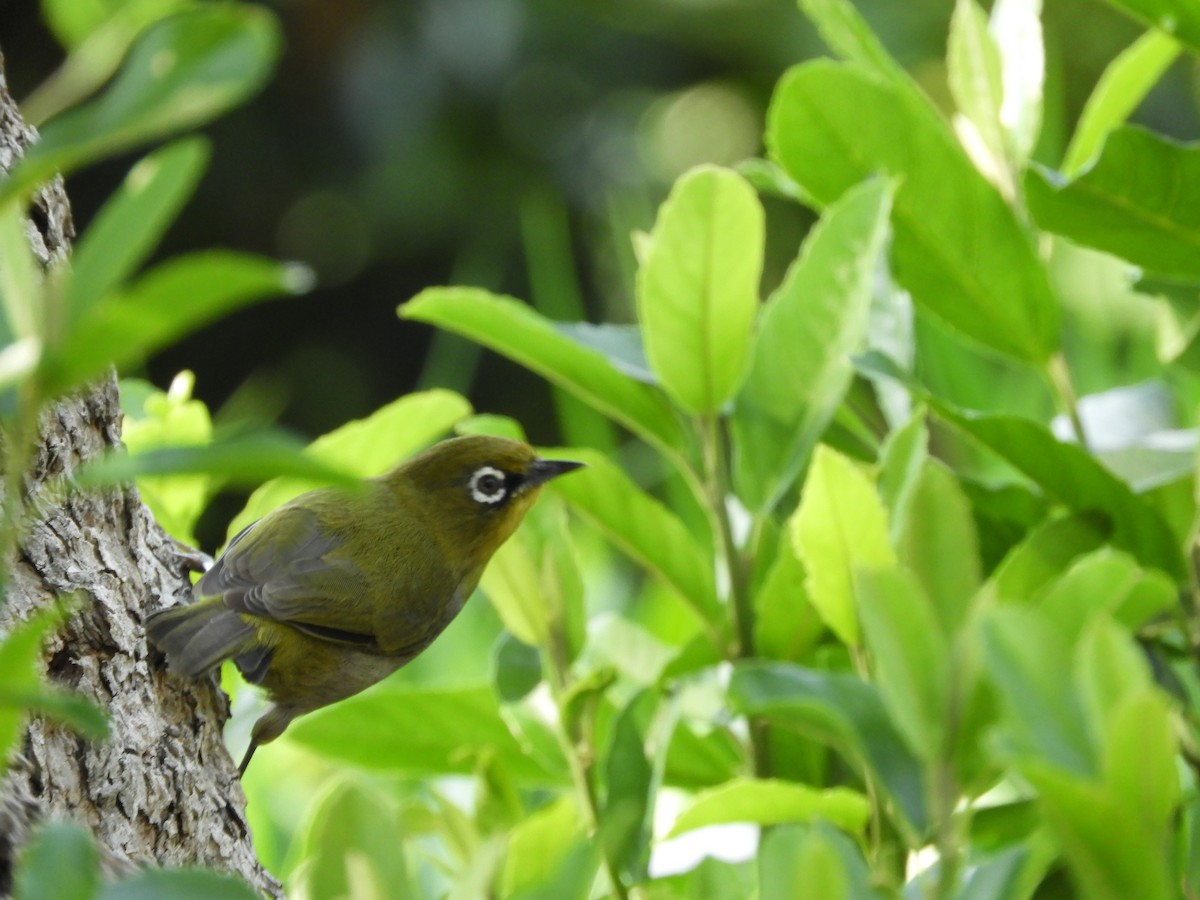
[469,466,508,505]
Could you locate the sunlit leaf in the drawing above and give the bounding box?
[666,778,870,837]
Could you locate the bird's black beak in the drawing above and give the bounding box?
[525,458,585,488]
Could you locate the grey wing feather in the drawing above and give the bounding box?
[196,506,372,637]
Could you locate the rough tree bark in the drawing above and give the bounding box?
[0,54,281,898]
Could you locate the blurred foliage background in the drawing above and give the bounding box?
[2,2,1196,527]
[3,0,1200,891]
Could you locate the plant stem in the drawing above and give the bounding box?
[1046,352,1088,450]
[542,654,631,900]
[700,415,771,777]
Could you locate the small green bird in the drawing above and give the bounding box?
[146,434,582,774]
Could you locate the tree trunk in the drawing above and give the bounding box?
[0,55,281,898]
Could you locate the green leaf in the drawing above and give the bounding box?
[944,409,1183,578]
[1038,549,1176,637]
[286,684,567,783]
[948,0,1008,178]
[769,62,1059,362]
[400,288,689,462]
[13,823,99,900]
[549,449,720,628]
[501,797,594,900]
[67,138,210,324]
[753,538,823,663]
[1099,0,1200,57]
[636,165,763,415]
[856,567,950,761]
[1022,766,1173,900]
[2,6,280,208]
[728,661,929,835]
[1027,127,1200,279]
[7,686,109,740]
[758,824,884,900]
[74,432,360,495]
[226,388,471,539]
[666,778,870,837]
[892,459,982,635]
[791,445,896,647]
[99,869,260,900]
[493,632,542,703]
[42,252,307,397]
[0,608,68,777]
[293,779,415,900]
[601,693,654,881]
[41,0,179,50]
[978,512,1108,605]
[731,177,892,512]
[0,203,42,344]
[981,607,1094,774]
[1062,30,1181,177]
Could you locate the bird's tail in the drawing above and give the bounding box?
[145,600,256,677]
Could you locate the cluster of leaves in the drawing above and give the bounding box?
[0,2,357,896]
[6,1,1200,900]
[244,0,1199,898]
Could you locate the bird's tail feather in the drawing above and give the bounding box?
[145,601,256,677]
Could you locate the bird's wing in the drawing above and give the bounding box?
[195,505,378,647]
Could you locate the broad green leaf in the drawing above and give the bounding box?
[400,288,689,462]
[42,252,307,397]
[636,165,762,415]
[957,847,1034,900]
[990,0,1045,165]
[856,567,950,761]
[1099,0,1200,57]
[666,778,869,837]
[501,797,594,900]
[1,6,280,208]
[74,432,360,495]
[41,0,179,49]
[1038,549,1175,637]
[27,0,190,126]
[944,409,1183,578]
[981,607,1094,774]
[728,661,929,835]
[731,177,892,512]
[0,203,42,343]
[10,687,108,740]
[0,608,68,777]
[876,406,929,514]
[99,870,260,900]
[1023,767,1173,900]
[287,683,567,783]
[856,352,1183,578]
[550,450,720,627]
[67,138,210,323]
[294,779,415,900]
[948,0,1008,182]
[13,823,99,900]
[601,693,654,880]
[893,459,982,635]
[644,859,754,900]
[758,824,884,900]
[1100,688,1178,833]
[753,539,823,663]
[769,62,1059,362]
[1062,30,1181,177]
[979,512,1108,605]
[226,389,471,539]
[791,445,896,647]
[1028,127,1200,279]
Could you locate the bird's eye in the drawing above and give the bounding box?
[468,466,508,505]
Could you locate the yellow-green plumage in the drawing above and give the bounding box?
[145,434,581,774]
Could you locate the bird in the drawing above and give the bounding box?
[145,434,583,774]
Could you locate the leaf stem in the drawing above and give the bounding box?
[700,414,771,777]
[1046,352,1087,451]
[542,652,631,900]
